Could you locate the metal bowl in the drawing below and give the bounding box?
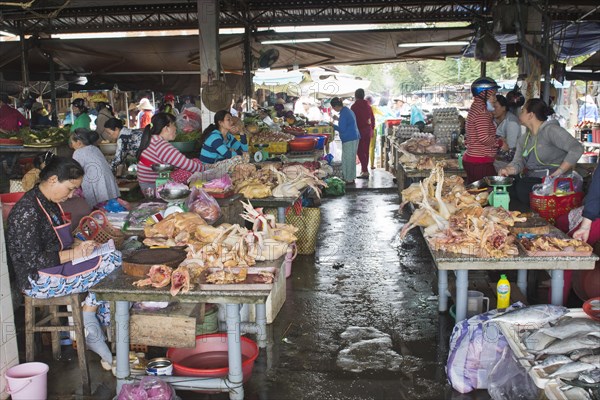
[465,179,488,191]
[159,188,191,200]
[151,163,175,172]
[484,176,514,186]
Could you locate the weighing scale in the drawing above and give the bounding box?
[484,176,514,210]
[253,144,270,162]
[152,163,174,191]
[158,188,191,216]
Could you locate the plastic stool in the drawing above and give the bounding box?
[24,292,91,395]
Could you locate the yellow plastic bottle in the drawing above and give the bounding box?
[497,274,511,309]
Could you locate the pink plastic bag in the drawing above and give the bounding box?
[186,187,222,224]
[118,376,173,400]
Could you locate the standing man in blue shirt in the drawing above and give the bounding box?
[331,97,360,184]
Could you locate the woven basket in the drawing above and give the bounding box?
[76,210,125,248]
[9,180,24,193]
[265,207,321,255]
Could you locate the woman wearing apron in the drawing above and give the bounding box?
[498,98,583,208]
[7,156,121,370]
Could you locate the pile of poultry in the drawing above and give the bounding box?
[135,201,297,295]
[399,163,526,258]
[400,137,447,154]
[232,162,328,199]
[398,137,458,170]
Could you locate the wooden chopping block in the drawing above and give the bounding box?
[122,248,187,277]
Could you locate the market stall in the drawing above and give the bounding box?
[399,164,599,322]
[91,268,272,399]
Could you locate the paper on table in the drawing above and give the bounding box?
[72,239,115,265]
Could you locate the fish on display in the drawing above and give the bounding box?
[579,368,600,384]
[537,318,600,340]
[548,362,597,379]
[490,304,569,326]
[530,335,600,356]
[571,348,600,361]
[523,330,557,352]
[530,354,572,370]
[560,386,592,400]
[580,355,600,366]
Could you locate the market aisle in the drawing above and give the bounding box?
[237,189,489,400]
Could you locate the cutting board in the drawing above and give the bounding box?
[122,248,187,277]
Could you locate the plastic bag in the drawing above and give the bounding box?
[176,107,202,132]
[118,376,174,400]
[186,187,221,224]
[446,302,526,393]
[324,177,346,196]
[532,172,583,196]
[487,346,540,400]
[125,202,168,230]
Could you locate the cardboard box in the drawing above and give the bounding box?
[129,303,203,348]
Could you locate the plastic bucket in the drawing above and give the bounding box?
[196,305,219,335]
[5,362,49,400]
[285,243,298,278]
[0,192,25,221]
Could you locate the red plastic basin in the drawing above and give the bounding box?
[167,334,259,382]
[0,192,25,222]
[289,138,317,152]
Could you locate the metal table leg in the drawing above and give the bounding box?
[455,270,469,322]
[277,207,286,223]
[517,269,527,299]
[550,270,564,306]
[115,300,131,394]
[438,270,448,312]
[255,303,267,348]
[226,303,244,400]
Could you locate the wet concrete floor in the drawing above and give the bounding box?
[27,170,492,399]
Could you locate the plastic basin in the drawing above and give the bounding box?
[98,143,117,155]
[0,192,25,221]
[167,334,259,382]
[289,138,317,152]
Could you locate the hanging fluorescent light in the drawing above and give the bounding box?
[398,41,469,48]
[261,38,331,45]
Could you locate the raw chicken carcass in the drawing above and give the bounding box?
[170,265,191,296]
[133,265,173,288]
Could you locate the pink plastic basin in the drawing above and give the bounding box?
[0,192,25,222]
[167,334,259,382]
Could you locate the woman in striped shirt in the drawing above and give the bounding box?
[136,113,207,195]
[199,110,248,164]
[463,77,502,183]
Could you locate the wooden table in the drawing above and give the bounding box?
[424,238,598,322]
[91,262,277,399]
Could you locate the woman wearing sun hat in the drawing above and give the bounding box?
[136,98,154,129]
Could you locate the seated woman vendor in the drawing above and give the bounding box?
[136,112,208,195]
[199,110,248,164]
[498,98,583,206]
[7,156,121,370]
